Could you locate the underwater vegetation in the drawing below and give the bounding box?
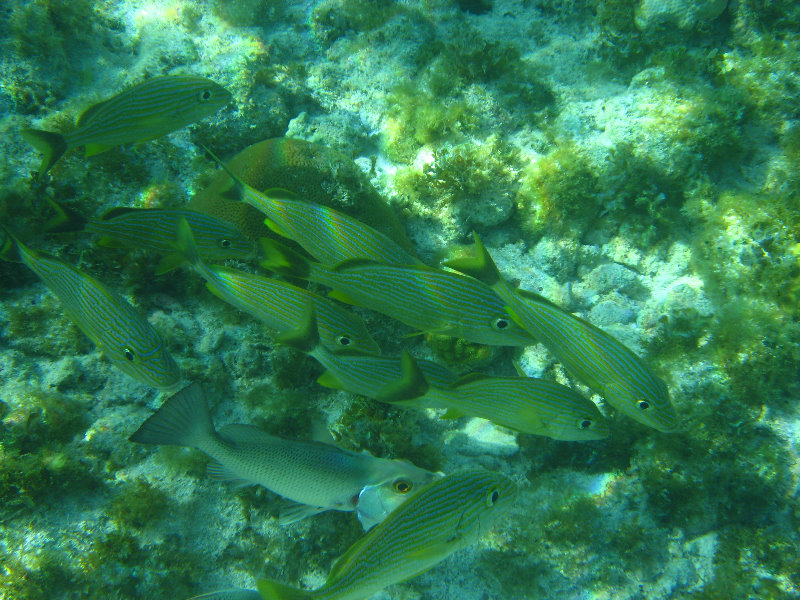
[1,0,799,599]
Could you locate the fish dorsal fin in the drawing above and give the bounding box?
[263,187,300,201]
[514,287,558,307]
[441,232,501,286]
[217,423,278,445]
[99,206,143,220]
[377,350,429,403]
[330,257,382,272]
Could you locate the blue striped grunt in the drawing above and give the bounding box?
[261,239,537,347]
[256,469,517,600]
[403,372,609,441]
[46,199,257,274]
[319,350,609,441]
[0,229,180,390]
[279,307,608,441]
[202,146,421,266]
[130,382,439,529]
[22,75,231,177]
[444,233,678,432]
[173,218,380,354]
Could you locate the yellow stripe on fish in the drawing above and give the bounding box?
[173,218,380,354]
[0,229,180,390]
[130,382,438,529]
[444,233,678,432]
[22,75,231,177]
[46,198,257,274]
[279,306,608,441]
[256,469,517,600]
[261,239,536,347]
[202,146,421,266]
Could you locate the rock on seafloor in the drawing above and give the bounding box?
[1,0,799,599]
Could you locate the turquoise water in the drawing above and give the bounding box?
[1,1,799,598]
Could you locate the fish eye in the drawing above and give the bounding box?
[218,238,232,249]
[486,487,500,506]
[578,419,593,430]
[638,400,650,411]
[393,479,412,494]
[199,89,212,101]
[336,335,352,347]
[492,317,510,331]
[123,347,135,362]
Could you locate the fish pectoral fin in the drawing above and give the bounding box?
[316,370,344,389]
[84,143,114,157]
[277,502,328,526]
[155,253,186,275]
[405,540,456,563]
[256,578,314,600]
[377,350,429,403]
[441,408,466,420]
[206,460,254,489]
[263,216,292,239]
[327,289,362,306]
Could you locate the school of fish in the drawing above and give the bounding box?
[6,74,679,599]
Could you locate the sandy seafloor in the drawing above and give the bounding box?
[1,0,800,599]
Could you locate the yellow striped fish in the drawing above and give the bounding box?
[280,308,608,441]
[203,146,421,266]
[256,469,517,600]
[0,229,180,390]
[22,75,231,177]
[46,199,257,274]
[130,382,438,529]
[405,373,609,441]
[261,239,536,347]
[444,234,678,432]
[173,218,380,354]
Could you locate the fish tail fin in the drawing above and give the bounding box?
[441,232,501,286]
[157,216,202,275]
[377,350,430,403]
[276,302,320,353]
[129,382,214,448]
[259,238,311,279]
[256,579,314,600]
[44,198,89,233]
[21,129,68,178]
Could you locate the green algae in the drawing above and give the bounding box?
[106,478,172,530]
[424,333,497,370]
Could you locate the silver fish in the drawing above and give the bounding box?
[129,382,438,528]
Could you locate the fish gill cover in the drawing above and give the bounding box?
[1,1,799,599]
